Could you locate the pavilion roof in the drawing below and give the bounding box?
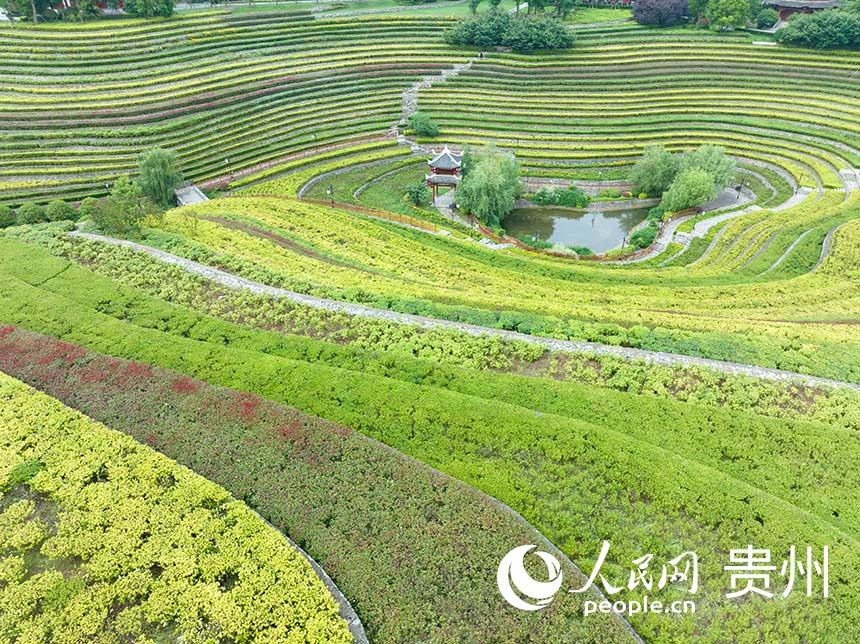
[426,173,459,186]
[428,145,462,171]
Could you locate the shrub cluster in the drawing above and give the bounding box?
[532,185,589,207]
[776,9,860,49]
[0,371,350,644]
[444,10,575,51]
[632,0,687,25]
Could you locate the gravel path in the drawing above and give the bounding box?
[760,228,813,275]
[70,231,860,391]
[812,221,847,272]
[613,186,756,266]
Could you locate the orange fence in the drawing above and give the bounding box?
[301,198,438,232]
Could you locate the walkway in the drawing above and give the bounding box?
[69,231,860,392]
[399,59,473,127]
[174,184,209,206]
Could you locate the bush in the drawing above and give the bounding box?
[406,182,431,206]
[45,199,75,222]
[0,205,14,229]
[568,245,594,255]
[89,177,158,235]
[755,7,779,27]
[629,221,659,248]
[408,112,439,137]
[123,0,174,18]
[78,197,100,222]
[776,9,860,48]
[532,185,588,207]
[444,10,575,50]
[632,0,687,25]
[647,205,666,221]
[516,234,553,249]
[15,202,46,225]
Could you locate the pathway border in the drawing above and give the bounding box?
[69,231,860,392]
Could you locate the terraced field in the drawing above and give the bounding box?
[0,12,459,205]
[422,24,860,190]
[3,9,860,644]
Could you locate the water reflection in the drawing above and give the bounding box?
[504,207,649,254]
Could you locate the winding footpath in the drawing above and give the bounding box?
[70,231,860,392]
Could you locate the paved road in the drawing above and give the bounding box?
[70,231,860,391]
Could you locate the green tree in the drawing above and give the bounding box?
[123,0,173,18]
[408,112,440,138]
[707,0,749,29]
[45,199,75,222]
[78,197,100,222]
[629,146,680,197]
[90,177,158,235]
[661,168,716,212]
[776,9,860,48]
[0,205,14,229]
[681,145,735,191]
[15,202,46,225]
[406,182,431,206]
[456,145,521,227]
[137,148,183,208]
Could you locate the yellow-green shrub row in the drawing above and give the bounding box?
[0,372,350,644]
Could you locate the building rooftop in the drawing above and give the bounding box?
[425,173,459,186]
[428,145,462,171]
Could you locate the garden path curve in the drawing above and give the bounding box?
[70,231,860,391]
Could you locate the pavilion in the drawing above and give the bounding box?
[762,0,840,21]
[425,146,462,204]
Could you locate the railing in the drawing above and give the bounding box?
[301,198,438,233]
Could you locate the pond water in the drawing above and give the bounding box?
[504,207,650,254]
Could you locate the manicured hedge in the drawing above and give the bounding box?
[0,237,858,643]
[0,372,351,644]
[0,328,631,644]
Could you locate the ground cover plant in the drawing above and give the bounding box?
[0,371,351,644]
[0,327,632,644]
[4,8,860,644]
[0,237,859,642]
[122,195,860,383]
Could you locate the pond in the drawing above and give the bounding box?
[503,207,650,254]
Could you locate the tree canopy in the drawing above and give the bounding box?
[776,9,860,49]
[629,146,680,197]
[631,0,687,26]
[661,168,717,212]
[456,145,521,228]
[137,148,183,208]
[444,11,575,51]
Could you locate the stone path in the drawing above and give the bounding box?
[399,59,473,126]
[760,228,813,275]
[657,186,814,267]
[613,187,756,265]
[69,231,860,391]
[812,221,847,272]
